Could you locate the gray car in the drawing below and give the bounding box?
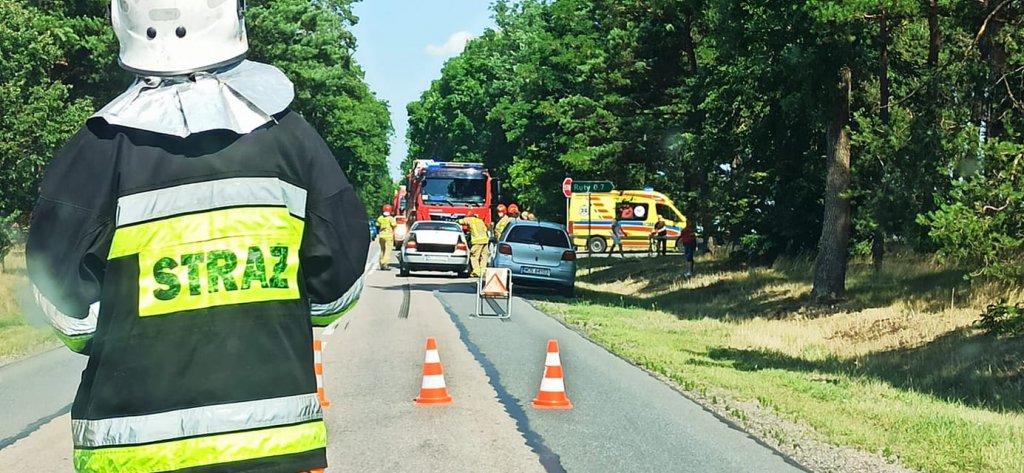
[399,221,470,277]
[491,220,576,297]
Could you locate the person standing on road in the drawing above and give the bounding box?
[458,214,490,277]
[652,216,668,256]
[610,215,626,257]
[681,221,698,277]
[377,204,397,270]
[25,2,368,472]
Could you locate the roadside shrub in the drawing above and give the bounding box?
[0,212,20,273]
[732,234,776,265]
[976,301,1024,337]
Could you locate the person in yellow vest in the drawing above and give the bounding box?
[377,204,398,270]
[493,204,511,240]
[458,214,490,277]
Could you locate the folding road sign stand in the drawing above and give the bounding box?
[476,267,512,319]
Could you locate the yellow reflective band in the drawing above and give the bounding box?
[138,237,302,317]
[56,332,92,354]
[109,207,303,259]
[108,207,304,317]
[73,420,326,473]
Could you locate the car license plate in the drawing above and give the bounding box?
[521,266,551,276]
[426,255,445,262]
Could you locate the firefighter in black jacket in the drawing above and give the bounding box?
[25,1,368,472]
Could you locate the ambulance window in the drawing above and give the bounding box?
[619,203,648,220]
[656,204,680,222]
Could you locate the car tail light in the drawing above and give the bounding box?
[498,243,512,255]
[456,241,467,252]
[405,238,417,250]
[561,250,576,261]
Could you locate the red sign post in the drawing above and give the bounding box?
[562,177,573,236]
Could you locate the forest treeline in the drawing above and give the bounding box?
[406,0,1022,300]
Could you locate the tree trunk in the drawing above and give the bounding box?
[682,16,699,74]
[812,66,853,303]
[873,10,890,273]
[927,0,940,67]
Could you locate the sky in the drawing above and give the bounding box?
[350,1,497,180]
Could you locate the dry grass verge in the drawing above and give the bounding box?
[0,249,58,364]
[542,252,1024,473]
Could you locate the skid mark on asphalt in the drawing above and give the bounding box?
[435,293,567,473]
[0,403,70,450]
[399,283,411,319]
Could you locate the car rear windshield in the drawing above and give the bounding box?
[413,222,462,232]
[505,226,571,248]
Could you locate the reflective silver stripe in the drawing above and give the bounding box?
[116,177,308,226]
[32,285,98,336]
[72,393,322,448]
[311,273,363,316]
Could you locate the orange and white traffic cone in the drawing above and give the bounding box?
[415,337,453,405]
[533,339,572,409]
[313,339,331,408]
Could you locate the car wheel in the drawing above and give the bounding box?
[399,264,409,277]
[560,285,575,298]
[587,236,607,254]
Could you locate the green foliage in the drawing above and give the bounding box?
[976,302,1024,337]
[246,0,393,214]
[0,211,22,272]
[0,0,94,217]
[921,141,1024,284]
[406,0,1023,297]
[733,234,777,266]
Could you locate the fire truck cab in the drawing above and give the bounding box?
[397,160,497,245]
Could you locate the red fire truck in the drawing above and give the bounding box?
[394,160,498,247]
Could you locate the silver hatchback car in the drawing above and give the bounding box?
[399,221,470,277]
[491,220,576,297]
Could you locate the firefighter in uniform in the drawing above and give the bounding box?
[458,214,490,277]
[26,2,368,472]
[493,204,511,241]
[507,203,521,221]
[377,205,397,270]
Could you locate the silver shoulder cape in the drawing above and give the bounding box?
[92,60,295,137]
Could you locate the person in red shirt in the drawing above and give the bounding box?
[680,221,698,277]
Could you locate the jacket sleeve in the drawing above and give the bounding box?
[300,130,370,326]
[26,127,116,355]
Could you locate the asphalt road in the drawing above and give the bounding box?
[0,347,86,448]
[0,251,802,472]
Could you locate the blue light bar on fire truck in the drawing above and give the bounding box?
[425,162,484,171]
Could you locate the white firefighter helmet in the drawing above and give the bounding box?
[111,0,248,76]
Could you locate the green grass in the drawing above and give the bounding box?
[0,249,58,363]
[542,253,1024,472]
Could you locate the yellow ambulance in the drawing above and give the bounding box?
[568,189,688,253]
